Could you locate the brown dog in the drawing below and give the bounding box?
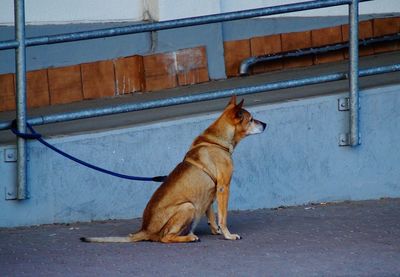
[81,96,266,243]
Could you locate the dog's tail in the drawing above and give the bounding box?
[80,230,150,243]
[80,236,133,243]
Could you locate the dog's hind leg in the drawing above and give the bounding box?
[128,230,151,242]
[159,202,200,243]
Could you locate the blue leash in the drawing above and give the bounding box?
[10,120,167,183]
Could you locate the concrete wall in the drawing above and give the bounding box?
[1,0,398,78]
[0,22,226,79]
[2,14,399,77]
[1,84,399,227]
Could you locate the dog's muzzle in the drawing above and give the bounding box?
[248,119,267,135]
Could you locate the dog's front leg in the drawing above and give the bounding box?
[216,184,241,240]
[206,204,221,235]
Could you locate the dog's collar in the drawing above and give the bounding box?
[194,139,233,155]
[184,158,217,184]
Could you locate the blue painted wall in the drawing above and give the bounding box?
[1,84,399,227]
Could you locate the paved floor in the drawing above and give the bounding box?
[1,198,399,276]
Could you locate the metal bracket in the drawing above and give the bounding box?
[3,148,18,200]
[3,148,29,162]
[3,148,30,200]
[4,148,17,162]
[5,187,17,200]
[338,97,350,111]
[339,133,350,146]
[338,97,350,146]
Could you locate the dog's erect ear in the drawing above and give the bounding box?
[236,99,244,109]
[227,95,237,107]
[234,99,245,120]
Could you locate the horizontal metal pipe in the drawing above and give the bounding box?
[240,32,400,75]
[358,64,400,76]
[0,0,374,50]
[1,40,19,49]
[0,63,399,131]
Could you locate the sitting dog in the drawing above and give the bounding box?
[81,95,266,243]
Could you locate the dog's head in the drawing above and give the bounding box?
[223,95,267,142]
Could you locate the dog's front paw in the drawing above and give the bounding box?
[224,233,242,240]
[210,225,222,235]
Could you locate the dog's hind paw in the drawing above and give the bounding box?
[188,234,201,243]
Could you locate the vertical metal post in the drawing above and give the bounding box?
[15,0,28,199]
[349,0,360,146]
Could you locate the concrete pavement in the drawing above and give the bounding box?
[1,198,400,276]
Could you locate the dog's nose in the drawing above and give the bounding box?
[260,121,267,131]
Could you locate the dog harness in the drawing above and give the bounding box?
[184,157,217,184]
[184,140,233,185]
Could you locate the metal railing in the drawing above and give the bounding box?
[1,0,400,199]
[239,33,400,75]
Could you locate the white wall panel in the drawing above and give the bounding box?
[220,0,400,17]
[1,0,397,25]
[0,0,145,25]
[146,0,220,21]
